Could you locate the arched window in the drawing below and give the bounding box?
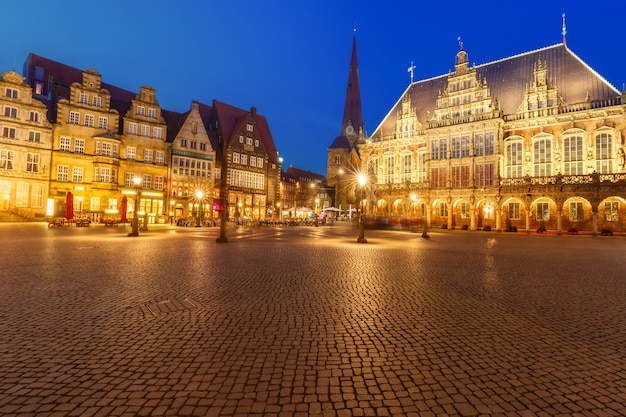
[533,136,552,177]
[595,132,613,173]
[400,151,412,182]
[417,150,427,182]
[505,139,523,178]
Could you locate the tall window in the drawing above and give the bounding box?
[439,139,447,159]
[31,183,44,208]
[127,147,136,160]
[461,136,470,157]
[533,138,552,176]
[101,142,112,157]
[72,167,84,183]
[156,151,164,165]
[401,153,411,182]
[508,202,520,220]
[84,114,94,127]
[148,108,156,118]
[536,202,550,220]
[79,93,88,104]
[605,201,619,221]
[144,149,153,163]
[97,167,111,183]
[141,125,150,137]
[384,154,394,183]
[154,176,164,190]
[29,111,40,123]
[563,135,584,175]
[485,133,494,155]
[439,202,448,217]
[92,96,101,107]
[505,141,523,178]
[26,153,40,173]
[57,165,69,181]
[475,163,494,187]
[452,166,470,187]
[460,202,470,218]
[452,137,460,158]
[595,132,613,173]
[0,149,15,170]
[60,137,71,151]
[128,122,138,134]
[417,151,427,182]
[142,174,152,189]
[569,201,583,221]
[431,167,447,188]
[475,134,484,156]
[125,172,136,187]
[16,182,28,207]
[69,111,80,125]
[98,117,108,130]
[431,141,440,160]
[137,106,145,116]
[153,127,162,139]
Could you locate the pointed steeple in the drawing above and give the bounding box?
[340,30,364,146]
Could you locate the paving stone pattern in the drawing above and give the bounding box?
[0,223,625,416]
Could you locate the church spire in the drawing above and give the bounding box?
[341,30,364,144]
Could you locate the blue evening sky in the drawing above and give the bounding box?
[3,1,625,176]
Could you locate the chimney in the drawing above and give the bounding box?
[251,106,257,116]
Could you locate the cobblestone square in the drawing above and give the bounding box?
[0,223,625,416]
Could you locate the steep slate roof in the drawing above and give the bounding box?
[212,99,279,164]
[23,53,136,127]
[162,109,186,143]
[371,43,621,138]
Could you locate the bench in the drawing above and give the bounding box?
[104,219,120,227]
[76,219,90,227]
[48,218,66,227]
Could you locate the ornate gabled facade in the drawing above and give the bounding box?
[119,85,169,224]
[50,68,123,221]
[360,41,626,234]
[0,71,53,220]
[164,100,216,222]
[209,100,281,221]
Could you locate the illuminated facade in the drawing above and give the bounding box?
[357,41,626,234]
[0,71,52,220]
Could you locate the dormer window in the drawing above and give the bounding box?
[148,108,156,118]
[246,124,253,132]
[79,93,88,105]
[92,96,101,107]
[137,106,145,116]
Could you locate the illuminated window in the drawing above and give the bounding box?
[74,139,85,154]
[505,141,523,178]
[533,138,552,176]
[72,167,84,182]
[569,201,583,221]
[69,111,80,125]
[536,202,549,221]
[508,202,520,220]
[84,114,94,127]
[59,137,71,152]
[57,165,69,181]
[563,135,584,175]
[605,201,619,222]
[141,125,150,137]
[595,133,613,173]
[128,122,138,134]
[126,147,136,160]
[98,117,108,130]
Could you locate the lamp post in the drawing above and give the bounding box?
[357,173,367,243]
[195,190,204,227]
[169,200,175,224]
[128,176,141,237]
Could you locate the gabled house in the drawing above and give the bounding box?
[208,100,281,220]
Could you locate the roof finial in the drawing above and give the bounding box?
[354,21,357,34]
[458,36,464,51]
[407,61,416,85]
[562,13,567,46]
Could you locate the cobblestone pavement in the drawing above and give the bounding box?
[0,222,625,417]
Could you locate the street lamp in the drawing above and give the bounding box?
[357,173,367,243]
[128,176,141,237]
[195,190,204,227]
[315,198,319,214]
